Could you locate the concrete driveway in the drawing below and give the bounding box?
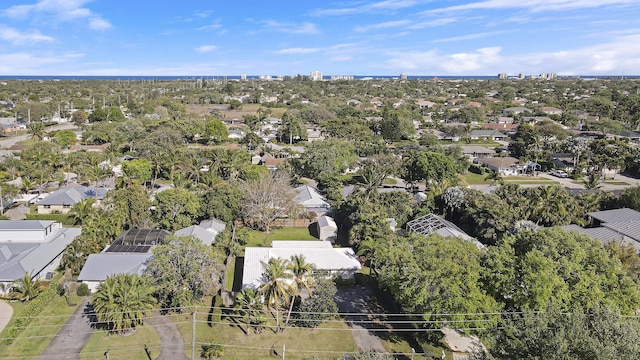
[333,286,386,353]
[0,299,13,334]
[145,312,189,360]
[37,297,94,360]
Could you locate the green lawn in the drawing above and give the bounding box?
[80,324,161,360]
[464,173,559,185]
[174,308,358,360]
[0,295,83,359]
[604,181,630,185]
[224,257,236,291]
[383,177,398,185]
[246,227,316,247]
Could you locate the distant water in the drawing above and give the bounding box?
[0,75,635,81]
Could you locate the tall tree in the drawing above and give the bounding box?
[91,274,156,335]
[258,257,294,331]
[239,171,296,233]
[145,235,224,309]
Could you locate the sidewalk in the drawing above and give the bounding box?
[0,299,14,333]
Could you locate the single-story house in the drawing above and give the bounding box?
[0,221,81,292]
[294,185,331,215]
[406,214,483,249]
[469,130,508,141]
[77,229,171,292]
[542,107,563,116]
[36,186,110,214]
[175,218,226,246]
[475,157,520,176]
[459,145,494,160]
[241,241,361,290]
[502,107,532,116]
[317,215,338,243]
[0,122,26,133]
[559,208,640,251]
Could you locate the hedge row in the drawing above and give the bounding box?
[25,214,76,226]
[3,273,62,345]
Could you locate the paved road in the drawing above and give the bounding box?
[37,297,94,360]
[0,123,77,149]
[145,313,189,360]
[0,299,13,334]
[334,286,386,353]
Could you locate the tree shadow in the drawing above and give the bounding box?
[307,222,319,239]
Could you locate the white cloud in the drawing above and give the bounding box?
[195,10,213,18]
[310,0,428,16]
[354,20,411,33]
[432,30,510,43]
[88,17,111,30]
[3,0,112,30]
[425,0,637,14]
[0,51,83,74]
[0,26,54,44]
[409,18,458,29]
[195,45,217,53]
[198,23,223,31]
[383,33,640,75]
[276,47,322,55]
[259,20,320,34]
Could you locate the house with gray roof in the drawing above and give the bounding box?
[0,221,81,293]
[175,218,226,246]
[559,208,640,251]
[406,214,484,249]
[77,228,170,292]
[294,185,331,215]
[469,130,508,141]
[37,186,110,214]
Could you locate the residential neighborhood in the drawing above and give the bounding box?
[1,74,640,359]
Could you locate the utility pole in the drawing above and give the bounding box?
[191,308,196,360]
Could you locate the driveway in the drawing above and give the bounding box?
[37,297,94,360]
[0,299,13,333]
[333,286,386,353]
[145,313,189,360]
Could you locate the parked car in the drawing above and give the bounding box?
[550,170,569,178]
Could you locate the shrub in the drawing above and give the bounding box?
[468,164,485,175]
[76,283,89,296]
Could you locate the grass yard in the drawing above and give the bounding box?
[0,295,83,359]
[464,173,559,185]
[383,177,399,185]
[79,324,161,360]
[224,257,236,291]
[174,309,359,360]
[246,227,316,247]
[604,181,630,185]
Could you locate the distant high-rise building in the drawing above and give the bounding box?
[498,73,508,79]
[331,75,354,80]
[400,72,408,80]
[310,70,323,81]
[241,74,247,81]
[519,72,525,80]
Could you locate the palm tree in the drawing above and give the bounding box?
[200,343,224,360]
[12,272,44,303]
[287,255,316,296]
[234,288,265,335]
[583,172,603,190]
[70,197,96,225]
[91,274,157,335]
[484,171,505,186]
[258,257,293,332]
[27,121,46,141]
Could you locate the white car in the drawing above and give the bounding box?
[550,170,569,178]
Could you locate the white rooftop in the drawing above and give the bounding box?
[242,240,360,290]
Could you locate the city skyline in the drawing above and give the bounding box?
[0,0,639,76]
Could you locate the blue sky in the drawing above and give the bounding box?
[0,0,639,76]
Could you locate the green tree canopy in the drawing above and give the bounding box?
[145,235,224,308]
[153,188,201,231]
[482,228,640,313]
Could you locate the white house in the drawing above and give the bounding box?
[241,241,361,290]
[175,218,226,246]
[0,221,81,293]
